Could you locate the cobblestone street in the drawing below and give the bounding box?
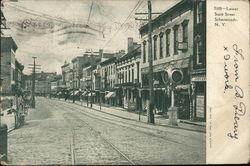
[8,97,205,165]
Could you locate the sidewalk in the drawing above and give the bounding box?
[57,98,205,133]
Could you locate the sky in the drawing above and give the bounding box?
[2,0,180,74]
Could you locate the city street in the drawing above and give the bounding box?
[8,97,205,165]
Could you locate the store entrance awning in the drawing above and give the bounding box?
[87,92,96,97]
[105,92,116,99]
[81,91,88,97]
[70,90,79,96]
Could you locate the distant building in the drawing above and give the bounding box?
[71,56,86,89]
[24,72,58,96]
[100,57,117,105]
[61,61,72,89]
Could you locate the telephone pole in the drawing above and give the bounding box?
[28,57,41,108]
[135,0,160,124]
[147,0,154,124]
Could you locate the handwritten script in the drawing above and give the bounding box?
[223,44,246,140]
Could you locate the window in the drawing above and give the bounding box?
[128,69,131,82]
[132,68,134,83]
[197,1,203,23]
[165,29,171,57]
[159,33,163,59]
[125,71,127,83]
[143,41,146,63]
[182,20,189,43]
[196,39,203,64]
[173,25,179,55]
[153,36,157,60]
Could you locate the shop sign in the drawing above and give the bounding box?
[192,76,206,82]
[196,95,205,118]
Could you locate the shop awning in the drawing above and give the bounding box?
[176,84,190,90]
[87,92,96,97]
[81,91,88,97]
[105,92,116,98]
[74,91,80,95]
[70,90,79,96]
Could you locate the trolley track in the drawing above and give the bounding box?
[55,100,201,149]
[60,107,135,165]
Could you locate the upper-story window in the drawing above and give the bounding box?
[197,1,203,24]
[173,25,179,55]
[132,68,134,83]
[143,41,146,63]
[128,69,131,82]
[165,29,171,57]
[196,37,203,65]
[153,35,157,60]
[159,33,164,59]
[182,20,189,43]
[125,70,127,83]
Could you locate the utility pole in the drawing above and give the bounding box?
[28,57,41,108]
[28,57,40,108]
[72,70,75,103]
[135,0,161,124]
[147,0,154,124]
[90,66,93,108]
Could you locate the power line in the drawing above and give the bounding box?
[101,0,143,49]
[87,1,94,25]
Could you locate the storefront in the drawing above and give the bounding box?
[191,74,206,121]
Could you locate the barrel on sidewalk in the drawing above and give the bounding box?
[0,124,8,162]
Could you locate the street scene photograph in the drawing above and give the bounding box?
[0,0,206,165]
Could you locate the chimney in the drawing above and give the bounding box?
[99,49,103,58]
[128,37,133,53]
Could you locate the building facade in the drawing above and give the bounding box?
[139,0,195,118]
[71,56,87,89]
[100,57,117,105]
[190,0,206,121]
[1,35,19,95]
[61,61,72,89]
[115,38,141,110]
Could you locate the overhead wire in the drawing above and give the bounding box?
[101,0,143,50]
[87,1,94,25]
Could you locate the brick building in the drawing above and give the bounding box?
[139,0,195,118]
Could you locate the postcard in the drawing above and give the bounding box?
[0,0,249,165]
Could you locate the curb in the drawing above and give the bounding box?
[179,120,206,127]
[56,98,205,133]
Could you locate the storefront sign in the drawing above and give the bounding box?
[196,95,205,119]
[191,75,206,82]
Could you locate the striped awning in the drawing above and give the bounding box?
[81,91,88,97]
[105,92,116,98]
